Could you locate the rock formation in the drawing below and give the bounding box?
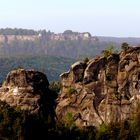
[0,46,140,129]
[0,68,55,118]
[56,47,140,128]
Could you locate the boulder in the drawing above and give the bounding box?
[0,68,51,116]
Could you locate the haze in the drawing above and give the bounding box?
[0,0,140,37]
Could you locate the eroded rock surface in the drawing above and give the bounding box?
[56,47,140,127]
[0,68,51,116]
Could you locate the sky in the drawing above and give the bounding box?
[0,0,140,37]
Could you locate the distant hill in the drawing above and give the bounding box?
[0,28,140,59]
[98,36,140,46]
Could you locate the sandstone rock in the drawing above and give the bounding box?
[56,47,140,128]
[60,61,86,87]
[0,68,51,116]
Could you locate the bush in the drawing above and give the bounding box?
[101,45,118,57]
[64,112,75,129]
[76,70,84,82]
[49,81,62,93]
[68,87,77,96]
[84,57,89,63]
[0,101,26,139]
[96,123,109,140]
[121,42,129,51]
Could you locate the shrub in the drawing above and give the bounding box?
[96,123,109,140]
[0,101,26,139]
[101,45,117,57]
[84,57,89,63]
[49,81,62,93]
[121,42,129,51]
[64,112,75,129]
[101,50,110,57]
[68,87,77,96]
[75,70,84,82]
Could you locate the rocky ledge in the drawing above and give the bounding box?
[56,47,140,128]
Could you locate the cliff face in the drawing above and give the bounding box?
[56,47,140,128]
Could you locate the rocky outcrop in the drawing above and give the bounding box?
[0,68,55,117]
[56,47,140,128]
[1,47,140,129]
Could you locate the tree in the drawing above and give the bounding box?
[63,30,73,35]
[101,45,114,57]
[84,57,89,63]
[121,42,129,51]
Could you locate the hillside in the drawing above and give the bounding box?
[98,36,140,45]
[1,28,140,59]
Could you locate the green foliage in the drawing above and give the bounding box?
[0,55,75,83]
[77,72,83,82]
[49,81,62,93]
[84,57,89,63]
[101,45,114,57]
[64,112,75,129]
[101,50,110,57]
[96,124,109,140]
[0,99,140,139]
[0,101,26,139]
[0,28,39,35]
[0,28,122,59]
[68,87,77,96]
[76,68,85,82]
[63,30,73,35]
[107,45,114,52]
[101,44,120,58]
[121,42,129,51]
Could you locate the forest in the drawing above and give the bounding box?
[0,55,75,83]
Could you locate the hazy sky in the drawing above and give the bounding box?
[0,0,140,37]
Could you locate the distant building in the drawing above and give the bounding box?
[83,32,91,38]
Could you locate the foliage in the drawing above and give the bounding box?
[101,45,114,57]
[49,81,62,93]
[76,69,84,82]
[96,124,109,140]
[84,57,89,63]
[121,42,129,51]
[0,55,75,83]
[0,99,140,139]
[68,87,77,96]
[0,101,26,139]
[0,28,39,35]
[101,44,120,58]
[64,112,75,129]
[0,28,121,59]
[63,30,73,35]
